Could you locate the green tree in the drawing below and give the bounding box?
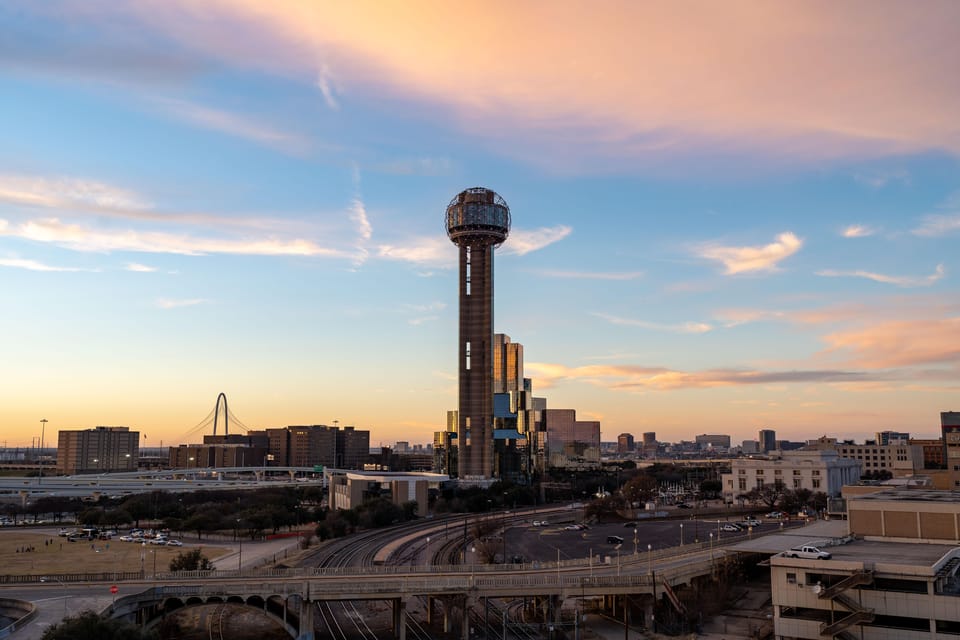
[41,610,158,640]
[169,548,213,572]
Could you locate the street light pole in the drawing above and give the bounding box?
[40,576,67,618]
[680,523,684,546]
[39,419,47,483]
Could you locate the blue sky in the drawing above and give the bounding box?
[1,2,959,447]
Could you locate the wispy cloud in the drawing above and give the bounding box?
[592,312,712,334]
[501,225,572,256]
[374,157,453,176]
[816,264,945,288]
[0,174,150,212]
[698,232,802,275]
[854,169,910,188]
[378,226,569,267]
[377,237,452,267]
[841,224,876,238]
[125,262,157,272]
[0,257,86,272]
[315,63,340,110]
[912,213,960,237]
[156,298,209,309]
[713,308,786,328]
[525,361,875,392]
[534,269,643,281]
[153,98,312,155]
[0,217,349,258]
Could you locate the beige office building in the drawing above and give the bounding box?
[806,436,924,477]
[771,490,960,640]
[57,426,139,474]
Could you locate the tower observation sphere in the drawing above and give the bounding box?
[445,187,511,247]
[446,187,510,479]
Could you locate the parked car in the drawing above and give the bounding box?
[765,511,784,519]
[741,518,762,527]
[165,540,183,547]
[606,535,624,544]
[720,523,742,532]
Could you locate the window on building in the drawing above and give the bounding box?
[774,470,782,476]
[738,469,746,475]
[793,470,802,476]
[793,479,802,489]
[786,572,797,584]
[756,469,764,475]
[739,478,747,491]
[812,470,820,476]
[812,479,821,489]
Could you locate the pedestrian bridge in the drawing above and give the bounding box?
[107,549,726,640]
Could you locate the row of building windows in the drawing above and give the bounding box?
[738,469,820,476]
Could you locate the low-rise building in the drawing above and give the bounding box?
[721,449,860,502]
[806,436,924,477]
[771,489,960,640]
[325,470,449,517]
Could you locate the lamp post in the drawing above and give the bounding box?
[39,419,47,483]
[647,543,652,575]
[236,518,242,573]
[426,536,431,568]
[633,527,638,555]
[709,532,714,557]
[679,523,684,546]
[140,542,146,577]
[40,576,67,618]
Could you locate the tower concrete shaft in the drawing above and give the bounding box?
[458,243,495,477]
[445,187,511,479]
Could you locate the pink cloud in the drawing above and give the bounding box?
[821,318,960,368]
[123,2,960,166]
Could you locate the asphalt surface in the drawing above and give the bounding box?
[501,514,807,565]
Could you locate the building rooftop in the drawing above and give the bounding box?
[852,488,960,502]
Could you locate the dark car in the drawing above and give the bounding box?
[676,503,692,509]
[607,535,624,544]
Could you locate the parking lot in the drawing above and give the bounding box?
[501,515,807,565]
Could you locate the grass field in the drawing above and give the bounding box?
[0,530,228,576]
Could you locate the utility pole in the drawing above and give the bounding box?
[39,419,47,483]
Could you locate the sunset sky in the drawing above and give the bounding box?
[2,2,959,448]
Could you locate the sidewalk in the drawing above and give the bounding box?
[209,536,305,571]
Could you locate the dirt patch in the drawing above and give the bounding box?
[0,530,227,576]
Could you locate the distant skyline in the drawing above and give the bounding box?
[1,2,959,448]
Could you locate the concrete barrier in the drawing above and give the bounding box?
[0,598,37,638]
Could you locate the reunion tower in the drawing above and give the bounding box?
[446,187,511,478]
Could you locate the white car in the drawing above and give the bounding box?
[119,535,134,542]
[165,539,183,547]
[720,523,742,532]
[149,537,167,545]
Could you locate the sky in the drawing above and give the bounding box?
[1,1,959,449]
